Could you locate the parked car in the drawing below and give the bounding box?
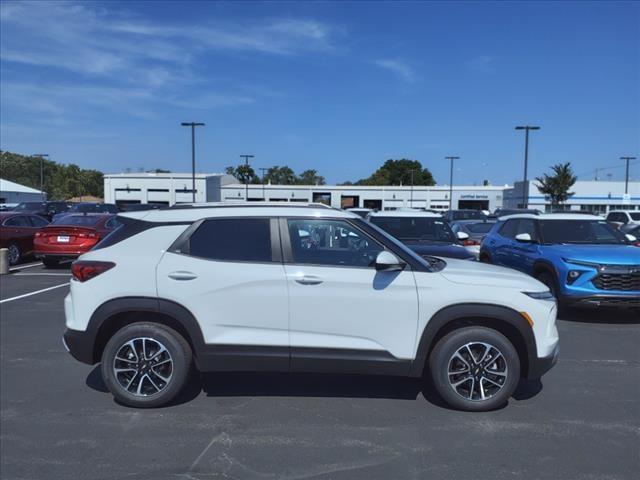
[12,201,69,220]
[606,210,640,229]
[0,212,49,265]
[117,203,164,212]
[33,214,120,268]
[480,213,640,308]
[63,203,559,411]
[489,208,541,219]
[53,203,118,221]
[443,209,487,221]
[367,210,475,260]
[346,207,372,218]
[449,220,497,259]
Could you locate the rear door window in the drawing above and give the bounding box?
[29,216,49,227]
[188,218,272,263]
[4,216,31,227]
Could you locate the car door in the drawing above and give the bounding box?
[490,219,518,266]
[508,218,540,273]
[5,215,36,254]
[282,217,419,374]
[156,217,290,370]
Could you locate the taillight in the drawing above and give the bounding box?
[71,261,115,282]
[35,232,42,237]
[463,239,480,246]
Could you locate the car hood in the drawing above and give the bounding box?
[439,258,547,290]
[543,244,640,265]
[406,242,475,260]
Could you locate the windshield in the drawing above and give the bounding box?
[370,216,456,242]
[51,215,103,226]
[465,222,495,234]
[539,220,626,245]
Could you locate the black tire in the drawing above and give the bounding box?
[42,258,60,268]
[536,271,563,306]
[479,251,491,263]
[101,322,193,408]
[7,243,21,266]
[429,326,520,412]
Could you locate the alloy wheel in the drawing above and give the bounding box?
[112,337,173,397]
[7,244,20,265]
[447,342,508,401]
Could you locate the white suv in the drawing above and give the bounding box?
[606,210,640,229]
[63,203,559,411]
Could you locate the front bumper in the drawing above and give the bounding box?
[527,344,560,380]
[63,328,95,365]
[562,294,640,309]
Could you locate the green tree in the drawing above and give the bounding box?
[535,162,577,208]
[264,166,297,185]
[225,165,260,184]
[296,169,326,185]
[355,159,436,186]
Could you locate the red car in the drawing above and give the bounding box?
[33,214,120,268]
[0,212,50,265]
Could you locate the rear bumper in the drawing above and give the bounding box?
[527,344,560,380]
[63,328,95,365]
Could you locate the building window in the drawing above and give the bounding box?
[312,192,331,205]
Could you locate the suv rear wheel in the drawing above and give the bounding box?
[101,322,193,408]
[429,327,520,411]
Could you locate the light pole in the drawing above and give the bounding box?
[180,122,205,202]
[620,156,636,194]
[445,156,459,210]
[515,125,540,208]
[259,167,269,200]
[240,154,255,201]
[33,154,49,200]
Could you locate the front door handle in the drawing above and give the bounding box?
[295,275,323,285]
[168,271,198,281]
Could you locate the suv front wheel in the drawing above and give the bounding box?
[101,322,193,408]
[429,327,520,411]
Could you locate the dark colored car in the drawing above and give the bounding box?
[490,208,541,219]
[443,209,487,221]
[12,201,69,220]
[52,203,118,222]
[33,214,120,268]
[0,212,50,265]
[367,211,475,260]
[449,219,497,259]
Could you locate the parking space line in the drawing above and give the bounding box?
[14,273,71,276]
[0,283,70,304]
[9,262,43,271]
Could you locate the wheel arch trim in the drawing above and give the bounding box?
[409,303,538,378]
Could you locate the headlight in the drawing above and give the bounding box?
[563,258,599,268]
[523,291,555,301]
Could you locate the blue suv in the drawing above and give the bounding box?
[480,214,640,308]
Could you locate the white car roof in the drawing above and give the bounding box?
[498,213,604,221]
[118,202,358,222]
[368,209,443,218]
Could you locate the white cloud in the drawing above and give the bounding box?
[372,58,415,82]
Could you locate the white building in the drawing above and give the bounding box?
[103,172,237,207]
[103,173,507,210]
[0,178,44,205]
[504,180,640,213]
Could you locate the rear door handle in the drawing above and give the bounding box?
[168,271,198,281]
[294,275,323,285]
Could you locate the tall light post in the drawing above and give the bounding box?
[259,167,269,200]
[240,154,255,201]
[620,156,636,194]
[407,169,417,208]
[445,156,459,210]
[33,154,49,200]
[180,122,205,202]
[515,125,540,208]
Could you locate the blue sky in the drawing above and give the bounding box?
[1,0,638,185]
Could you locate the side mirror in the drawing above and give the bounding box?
[375,251,405,271]
[456,231,469,241]
[515,233,533,243]
[626,234,637,243]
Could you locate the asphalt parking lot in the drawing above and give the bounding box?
[1,263,639,480]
